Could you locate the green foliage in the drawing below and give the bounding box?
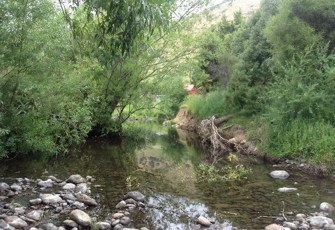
[263,119,335,163]
[183,90,226,119]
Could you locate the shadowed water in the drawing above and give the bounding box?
[1,124,335,229]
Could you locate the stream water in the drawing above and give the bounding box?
[1,124,335,229]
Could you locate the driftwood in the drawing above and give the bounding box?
[199,115,256,163]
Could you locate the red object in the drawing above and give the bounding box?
[184,84,198,94]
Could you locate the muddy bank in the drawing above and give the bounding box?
[174,107,333,177]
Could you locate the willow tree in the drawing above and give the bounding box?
[60,0,209,135]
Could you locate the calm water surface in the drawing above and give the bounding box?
[1,124,335,229]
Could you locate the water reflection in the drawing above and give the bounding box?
[1,124,335,229]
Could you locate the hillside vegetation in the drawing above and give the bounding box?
[184,0,335,167]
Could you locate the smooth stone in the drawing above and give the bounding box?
[115,200,127,209]
[112,213,124,219]
[43,223,58,230]
[125,198,137,204]
[37,179,54,188]
[58,227,66,230]
[124,191,145,202]
[75,183,88,194]
[197,216,211,227]
[283,222,297,230]
[0,182,10,195]
[66,175,86,184]
[69,209,92,227]
[320,202,335,213]
[27,210,43,221]
[29,198,42,205]
[111,219,120,226]
[10,183,22,191]
[0,219,8,228]
[40,194,63,204]
[61,193,76,201]
[113,224,123,229]
[270,170,290,179]
[76,194,97,206]
[48,176,63,183]
[62,183,76,190]
[298,223,309,230]
[140,228,149,230]
[72,201,85,209]
[277,187,297,192]
[5,216,28,228]
[325,224,335,230]
[0,195,8,201]
[14,207,25,215]
[96,222,111,230]
[120,216,131,225]
[265,224,286,230]
[63,219,78,228]
[309,216,334,228]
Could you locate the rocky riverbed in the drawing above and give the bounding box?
[1,171,335,230]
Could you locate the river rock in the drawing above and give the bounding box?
[277,187,297,192]
[320,202,335,213]
[62,183,76,190]
[14,207,25,215]
[283,221,297,230]
[67,174,86,184]
[270,170,290,179]
[120,216,131,225]
[10,183,22,191]
[72,201,85,209]
[26,210,43,221]
[61,193,76,201]
[29,198,42,205]
[96,221,111,230]
[63,219,78,228]
[0,195,7,201]
[112,213,124,219]
[69,209,92,227]
[76,194,97,206]
[0,182,10,195]
[325,224,335,230]
[43,223,58,230]
[0,220,15,230]
[48,175,63,183]
[5,216,28,228]
[115,200,127,209]
[197,216,211,227]
[40,194,63,204]
[113,224,123,229]
[265,224,286,230]
[124,191,145,202]
[309,216,334,228]
[75,183,88,193]
[37,179,54,188]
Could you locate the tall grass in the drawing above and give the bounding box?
[263,119,335,163]
[183,90,227,119]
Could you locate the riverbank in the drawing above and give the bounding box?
[174,107,334,178]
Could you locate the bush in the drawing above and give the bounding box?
[183,90,226,119]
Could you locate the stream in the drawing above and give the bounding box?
[1,123,335,229]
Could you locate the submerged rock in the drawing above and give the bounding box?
[270,170,290,179]
[277,187,297,193]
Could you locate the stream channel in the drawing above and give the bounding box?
[1,123,335,229]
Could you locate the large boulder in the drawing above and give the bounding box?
[69,209,92,227]
[270,170,290,179]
